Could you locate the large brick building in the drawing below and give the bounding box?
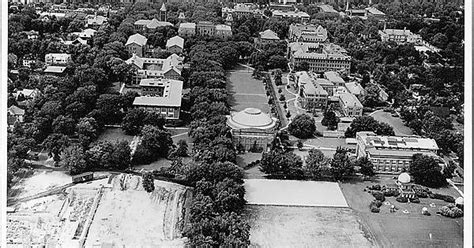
[288,42,351,73]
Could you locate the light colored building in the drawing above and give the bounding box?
[45,53,71,66]
[222,3,259,18]
[22,30,39,39]
[324,71,345,87]
[71,28,96,40]
[85,14,107,28]
[256,29,280,46]
[7,105,25,126]
[318,4,339,15]
[166,36,184,54]
[14,88,41,101]
[134,18,173,31]
[365,7,386,19]
[355,131,441,174]
[197,21,216,36]
[338,92,363,117]
[227,108,278,151]
[125,33,148,57]
[289,24,328,43]
[315,78,336,96]
[126,53,183,84]
[44,66,67,75]
[296,71,328,110]
[378,27,423,45]
[133,78,183,120]
[288,42,351,73]
[215,24,232,39]
[22,54,36,68]
[272,10,310,22]
[345,82,365,100]
[178,22,196,37]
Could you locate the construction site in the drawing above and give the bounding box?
[6,172,192,248]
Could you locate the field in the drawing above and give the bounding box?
[370,110,413,136]
[227,65,270,112]
[340,176,463,247]
[245,179,348,207]
[97,127,135,143]
[244,206,375,248]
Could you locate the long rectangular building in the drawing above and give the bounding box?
[288,42,351,73]
[355,131,441,174]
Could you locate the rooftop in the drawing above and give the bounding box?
[227,108,277,130]
[357,131,439,151]
[166,36,184,49]
[44,66,67,73]
[125,33,148,46]
[365,7,385,16]
[338,92,362,108]
[318,4,338,14]
[259,29,279,40]
[179,22,196,29]
[345,82,365,95]
[215,24,232,31]
[324,71,345,84]
[133,79,183,107]
[8,105,25,115]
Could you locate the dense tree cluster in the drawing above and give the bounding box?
[288,114,317,139]
[345,116,395,138]
[409,154,448,188]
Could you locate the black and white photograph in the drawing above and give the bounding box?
[1,0,471,247]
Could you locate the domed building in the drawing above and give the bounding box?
[226,108,278,151]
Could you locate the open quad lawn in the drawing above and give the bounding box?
[370,111,413,136]
[133,157,193,172]
[244,206,375,248]
[227,65,270,113]
[340,175,463,247]
[236,152,262,168]
[97,127,135,143]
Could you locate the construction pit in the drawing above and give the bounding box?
[7,173,192,248]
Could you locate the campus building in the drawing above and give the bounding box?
[178,22,196,37]
[45,53,71,66]
[355,131,441,174]
[125,33,148,57]
[295,71,328,110]
[378,27,423,45]
[288,42,351,73]
[288,24,328,43]
[166,36,184,54]
[132,78,183,120]
[179,22,232,38]
[256,29,280,47]
[134,18,173,31]
[337,92,363,117]
[227,108,278,151]
[126,53,183,84]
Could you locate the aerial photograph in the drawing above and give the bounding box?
[5,0,465,247]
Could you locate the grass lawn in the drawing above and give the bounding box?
[97,127,135,143]
[134,157,193,171]
[236,152,262,168]
[227,65,270,113]
[370,111,413,136]
[340,175,463,247]
[244,206,375,247]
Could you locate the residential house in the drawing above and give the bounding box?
[44,66,67,76]
[256,29,280,46]
[7,105,25,126]
[85,14,107,29]
[166,36,184,54]
[14,88,41,102]
[134,18,173,32]
[125,33,148,57]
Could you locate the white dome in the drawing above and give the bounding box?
[422,207,428,212]
[455,197,464,206]
[227,108,277,130]
[398,173,411,184]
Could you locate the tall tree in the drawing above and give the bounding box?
[409,154,447,188]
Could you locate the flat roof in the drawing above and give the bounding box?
[358,132,439,151]
[44,66,66,73]
[133,79,183,107]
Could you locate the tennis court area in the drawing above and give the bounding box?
[244,179,348,207]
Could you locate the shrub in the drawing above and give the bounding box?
[368,184,381,190]
[430,193,455,203]
[372,191,385,202]
[370,207,380,213]
[383,189,400,197]
[415,191,428,198]
[439,204,463,218]
[410,198,420,203]
[396,196,408,203]
[279,94,286,101]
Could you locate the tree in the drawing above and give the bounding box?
[133,125,173,164]
[52,115,76,135]
[295,61,309,71]
[297,140,303,150]
[111,140,132,170]
[354,156,375,177]
[304,148,331,179]
[77,117,98,149]
[121,108,148,135]
[260,150,304,179]
[185,161,244,186]
[321,110,339,130]
[142,172,155,193]
[288,114,316,139]
[63,145,89,175]
[170,139,189,158]
[345,116,394,137]
[409,154,447,188]
[331,147,354,181]
[95,94,124,125]
[42,133,70,164]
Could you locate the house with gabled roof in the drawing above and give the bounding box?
[125,33,148,57]
[126,53,184,84]
[8,105,25,126]
[166,36,184,54]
